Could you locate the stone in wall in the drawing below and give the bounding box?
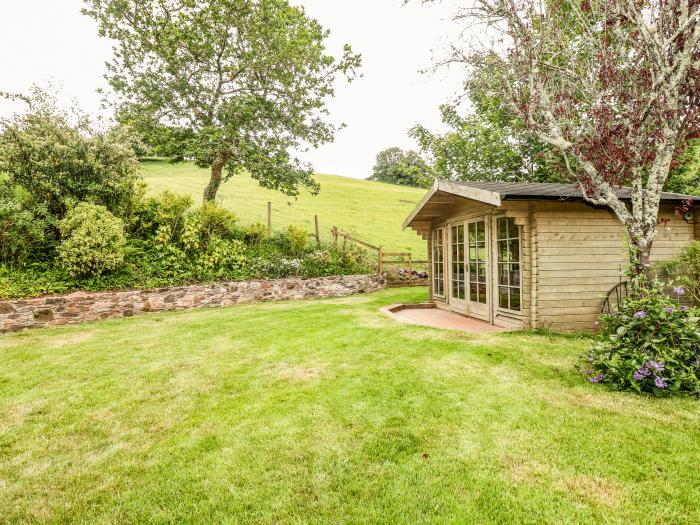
[0,274,386,332]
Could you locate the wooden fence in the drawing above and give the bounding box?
[331,227,428,287]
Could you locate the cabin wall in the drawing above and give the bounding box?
[533,202,695,332]
[695,216,700,240]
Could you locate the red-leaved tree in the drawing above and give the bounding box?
[444,0,700,281]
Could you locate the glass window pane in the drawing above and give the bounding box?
[510,264,521,287]
[478,263,487,284]
[498,218,508,239]
[469,263,477,281]
[470,282,478,302]
[477,221,486,241]
[499,263,509,286]
[477,245,485,262]
[499,287,509,309]
[509,240,520,262]
[478,285,487,304]
[510,288,521,311]
[498,241,508,262]
[469,245,477,262]
[507,218,516,238]
[469,223,476,242]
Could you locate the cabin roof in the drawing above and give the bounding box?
[403,180,698,231]
[448,181,697,202]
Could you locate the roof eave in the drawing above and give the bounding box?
[402,180,502,230]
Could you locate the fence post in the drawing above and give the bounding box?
[378,247,383,275]
[408,253,413,286]
[332,226,338,247]
[267,202,272,237]
[314,215,321,247]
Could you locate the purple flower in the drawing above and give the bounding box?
[633,370,645,381]
[647,361,665,373]
[634,310,647,319]
[674,287,686,295]
[681,306,689,312]
[654,376,668,389]
[589,374,605,384]
[664,307,676,314]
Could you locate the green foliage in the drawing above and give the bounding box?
[666,140,700,196]
[149,198,246,278]
[83,0,361,201]
[583,282,700,396]
[658,241,700,306]
[410,59,567,184]
[368,148,431,187]
[243,223,269,245]
[247,243,373,280]
[0,177,53,264]
[283,225,310,257]
[58,203,126,277]
[0,87,140,219]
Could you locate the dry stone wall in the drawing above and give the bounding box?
[0,274,386,332]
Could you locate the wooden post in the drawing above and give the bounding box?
[378,247,383,275]
[267,202,272,237]
[408,253,413,287]
[314,215,321,247]
[332,226,338,247]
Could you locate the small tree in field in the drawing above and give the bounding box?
[83,0,361,202]
[438,0,700,282]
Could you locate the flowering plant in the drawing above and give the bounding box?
[583,281,700,397]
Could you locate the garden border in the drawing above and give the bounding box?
[0,274,386,332]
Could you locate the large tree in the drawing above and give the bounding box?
[368,147,431,187]
[83,0,360,202]
[411,55,566,184]
[429,0,700,281]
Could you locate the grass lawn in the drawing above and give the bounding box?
[1,287,699,524]
[140,159,427,254]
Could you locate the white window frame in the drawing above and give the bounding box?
[495,216,523,314]
[432,228,445,299]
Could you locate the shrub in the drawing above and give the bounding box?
[0,178,53,264]
[583,281,700,396]
[58,203,126,277]
[198,202,238,239]
[0,88,140,220]
[284,225,310,256]
[199,238,246,275]
[658,241,700,306]
[244,223,269,245]
[153,191,194,244]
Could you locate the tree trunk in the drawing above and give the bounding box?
[203,153,228,202]
[628,236,654,288]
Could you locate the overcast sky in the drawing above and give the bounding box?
[0,0,465,179]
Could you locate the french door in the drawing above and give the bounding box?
[448,217,490,320]
[448,223,466,312]
[466,219,490,320]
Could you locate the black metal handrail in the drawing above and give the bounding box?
[601,281,629,315]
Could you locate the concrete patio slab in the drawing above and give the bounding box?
[381,304,510,333]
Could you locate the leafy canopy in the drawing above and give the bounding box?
[0,87,140,220]
[83,0,361,201]
[368,147,431,188]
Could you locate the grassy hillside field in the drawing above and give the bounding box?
[140,160,427,254]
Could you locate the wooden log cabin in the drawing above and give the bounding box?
[403,181,699,332]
